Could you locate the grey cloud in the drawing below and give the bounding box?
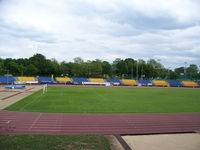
[0,0,200,69]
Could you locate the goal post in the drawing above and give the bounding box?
[43,84,47,94]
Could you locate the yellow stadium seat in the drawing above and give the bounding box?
[89,78,105,82]
[18,77,35,81]
[121,79,138,86]
[182,81,198,87]
[152,80,169,86]
[56,77,71,82]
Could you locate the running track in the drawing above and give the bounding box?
[0,111,200,135]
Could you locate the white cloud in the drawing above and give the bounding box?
[0,0,200,69]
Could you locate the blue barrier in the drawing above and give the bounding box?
[40,81,54,84]
[66,81,72,85]
[5,85,26,89]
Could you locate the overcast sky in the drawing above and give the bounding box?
[0,0,200,69]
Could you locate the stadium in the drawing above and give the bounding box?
[1,69,200,149]
[1,1,200,150]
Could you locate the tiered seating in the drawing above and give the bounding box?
[121,79,138,86]
[137,80,152,86]
[152,80,169,86]
[0,76,15,83]
[89,78,105,82]
[56,77,71,82]
[72,78,89,84]
[197,81,200,86]
[182,81,198,87]
[37,77,52,82]
[18,77,35,81]
[105,79,122,85]
[167,80,183,87]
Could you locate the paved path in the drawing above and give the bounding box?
[0,111,200,135]
[0,86,42,110]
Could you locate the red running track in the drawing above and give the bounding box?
[0,111,200,135]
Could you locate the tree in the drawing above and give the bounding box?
[112,58,128,77]
[102,61,112,77]
[47,59,61,76]
[29,53,48,75]
[1,53,199,80]
[18,64,26,76]
[124,58,136,77]
[8,61,19,75]
[0,58,4,74]
[147,59,164,78]
[25,64,38,75]
[60,61,67,75]
[186,64,198,75]
[168,71,178,80]
[90,59,102,77]
[138,59,146,79]
[73,57,84,64]
[175,67,184,75]
[145,64,154,78]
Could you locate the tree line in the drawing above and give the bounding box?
[0,53,199,80]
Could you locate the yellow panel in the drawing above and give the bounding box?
[18,77,35,81]
[56,77,71,82]
[89,78,105,82]
[121,79,138,86]
[153,80,168,86]
[182,81,198,87]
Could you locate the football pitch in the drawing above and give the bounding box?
[4,86,200,113]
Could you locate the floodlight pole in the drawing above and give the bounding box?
[184,62,187,79]
[136,60,138,80]
[5,69,9,85]
[141,64,143,80]
[131,62,133,79]
[157,59,161,79]
[168,67,171,80]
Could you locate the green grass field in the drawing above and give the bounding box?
[0,135,111,150]
[4,86,200,113]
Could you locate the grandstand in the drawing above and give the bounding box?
[121,79,138,86]
[152,80,169,87]
[0,75,200,88]
[17,77,35,81]
[137,80,152,86]
[0,76,15,84]
[182,81,198,87]
[37,77,53,84]
[37,77,52,82]
[89,78,105,82]
[167,80,183,87]
[56,77,71,82]
[105,79,122,85]
[72,78,89,84]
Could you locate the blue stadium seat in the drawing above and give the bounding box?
[37,77,52,82]
[167,80,183,87]
[137,80,153,86]
[196,81,200,86]
[105,79,122,85]
[72,78,89,84]
[0,76,16,83]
